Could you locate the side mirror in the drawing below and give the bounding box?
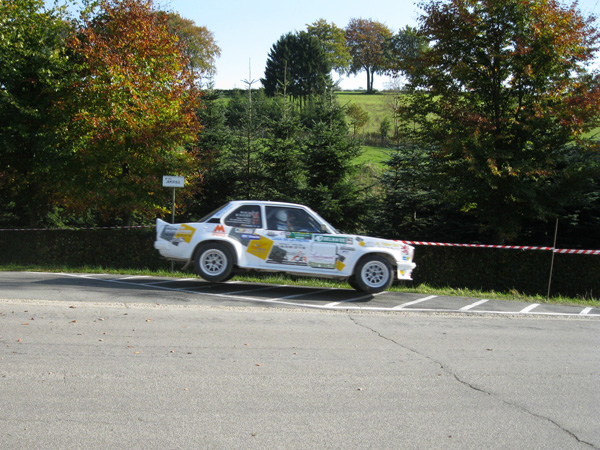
[319,225,329,234]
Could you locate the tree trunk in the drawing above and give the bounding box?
[366,67,375,93]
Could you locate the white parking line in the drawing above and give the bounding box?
[392,295,437,310]
[520,303,540,313]
[141,278,198,285]
[324,292,384,307]
[51,274,600,318]
[460,299,489,311]
[223,285,282,295]
[279,289,332,300]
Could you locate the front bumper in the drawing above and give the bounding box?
[396,261,416,280]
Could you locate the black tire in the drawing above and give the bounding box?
[347,277,361,291]
[353,255,393,294]
[194,243,234,282]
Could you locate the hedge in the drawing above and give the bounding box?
[0,228,597,299]
[0,228,168,271]
[412,246,599,299]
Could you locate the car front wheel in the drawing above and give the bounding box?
[194,243,234,282]
[353,255,393,294]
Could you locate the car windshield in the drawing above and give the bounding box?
[197,203,231,223]
[310,210,339,234]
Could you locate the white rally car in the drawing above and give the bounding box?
[154,201,416,293]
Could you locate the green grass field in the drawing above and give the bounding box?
[355,145,391,165]
[336,90,600,142]
[336,91,397,135]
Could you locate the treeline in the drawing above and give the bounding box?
[1,0,599,252]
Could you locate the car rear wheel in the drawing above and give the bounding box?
[353,255,393,294]
[194,243,234,282]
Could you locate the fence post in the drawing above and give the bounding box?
[547,218,559,301]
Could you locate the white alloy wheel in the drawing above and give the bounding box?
[195,243,234,282]
[201,248,228,276]
[354,256,393,293]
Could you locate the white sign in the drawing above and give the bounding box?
[162,176,184,188]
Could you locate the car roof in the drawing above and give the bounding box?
[228,200,308,208]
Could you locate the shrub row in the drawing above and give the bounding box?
[0,229,597,299]
[0,228,168,271]
[412,246,598,299]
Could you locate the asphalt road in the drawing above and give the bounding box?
[1,272,599,449]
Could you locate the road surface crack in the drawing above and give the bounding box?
[348,315,598,449]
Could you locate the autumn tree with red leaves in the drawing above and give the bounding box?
[66,0,203,223]
[396,0,600,242]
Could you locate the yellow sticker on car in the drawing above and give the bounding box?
[246,236,274,260]
[175,224,196,243]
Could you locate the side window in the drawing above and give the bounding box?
[266,207,321,232]
[224,205,262,228]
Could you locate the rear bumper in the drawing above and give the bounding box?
[154,240,170,254]
[154,240,186,261]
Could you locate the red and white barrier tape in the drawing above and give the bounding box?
[397,240,600,255]
[0,225,153,231]
[553,248,600,255]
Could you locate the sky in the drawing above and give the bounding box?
[45,0,600,90]
[158,0,424,90]
[160,0,600,91]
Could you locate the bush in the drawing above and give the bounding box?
[412,246,599,299]
[0,228,169,271]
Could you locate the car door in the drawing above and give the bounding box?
[244,206,317,271]
[221,203,268,269]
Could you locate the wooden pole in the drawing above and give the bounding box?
[547,218,559,301]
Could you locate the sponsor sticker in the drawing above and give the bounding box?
[240,234,260,240]
[285,232,312,240]
[246,236,274,260]
[174,224,196,243]
[314,235,352,245]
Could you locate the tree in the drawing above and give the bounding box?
[262,31,332,102]
[346,103,369,136]
[378,117,392,145]
[384,25,429,78]
[0,0,75,226]
[306,19,351,76]
[399,0,600,242]
[163,12,221,80]
[375,141,481,242]
[183,80,232,218]
[345,18,392,93]
[299,91,368,232]
[204,85,272,203]
[65,0,203,223]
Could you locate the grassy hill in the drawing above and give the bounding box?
[336,89,600,150]
[335,91,398,167]
[335,91,397,136]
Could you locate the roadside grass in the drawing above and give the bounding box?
[2,264,597,308]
